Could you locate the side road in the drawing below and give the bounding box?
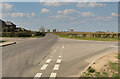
[1,35,48,47]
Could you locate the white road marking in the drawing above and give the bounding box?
[56,59,62,64]
[54,50,56,52]
[62,45,64,48]
[59,56,62,58]
[110,46,118,48]
[33,73,42,79]
[41,64,48,70]
[53,64,60,70]
[46,59,52,63]
[49,73,56,79]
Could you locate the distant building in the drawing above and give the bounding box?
[68,29,74,32]
[0,19,16,32]
[0,19,6,28]
[5,21,16,31]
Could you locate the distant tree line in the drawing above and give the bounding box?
[39,27,57,33]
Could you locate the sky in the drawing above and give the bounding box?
[2,2,119,32]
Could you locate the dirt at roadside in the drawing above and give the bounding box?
[81,52,119,77]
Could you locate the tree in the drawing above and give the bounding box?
[47,29,50,32]
[17,27,23,32]
[39,27,45,32]
[53,29,56,32]
[2,27,9,32]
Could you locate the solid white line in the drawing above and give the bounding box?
[49,73,56,79]
[62,45,64,48]
[56,59,62,64]
[33,73,42,79]
[41,64,48,70]
[110,46,118,48]
[46,59,52,63]
[53,64,60,70]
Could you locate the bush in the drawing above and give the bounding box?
[88,68,95,73]
[1,32,46,37]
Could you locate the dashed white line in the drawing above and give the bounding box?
[56,59,62,64]
[59,56,62,58]
[46,59,52,63]
[62,45,64,48]
[53,64,60,70]
[41,64,48,70]
[33,73,42,79]
[49,73,56,79]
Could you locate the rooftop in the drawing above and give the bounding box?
[5,21,16,26]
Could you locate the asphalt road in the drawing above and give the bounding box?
[2,33,118,78]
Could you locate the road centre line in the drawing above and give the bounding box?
[53,64,60,70]
[33,73,42,79]
[41,64,48,70]
[49,73,56,79]
[54,50,56,52]
[56,59,62,64]
[59,56,62,58]
[46,59,52,63]
[62,45,64,48]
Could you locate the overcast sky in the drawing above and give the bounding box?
[2,2,118,32]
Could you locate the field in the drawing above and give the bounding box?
[55,32,120,41]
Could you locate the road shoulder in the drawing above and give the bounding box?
[81,52,118,77]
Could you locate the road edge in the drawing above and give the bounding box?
[0,41,16,47]
[80,51,118,77]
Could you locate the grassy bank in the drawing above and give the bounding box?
[81,52,119,77]
[1,32,46,38]
[56,34,119,41]
[0,41,6,43]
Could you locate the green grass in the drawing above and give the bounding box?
[56,34,119,41]
[88,68,95,73]
[109,62,118,71]
[82,72,92,77]
[1,35,43,38]
[0,41,6,43]
[94,72,101,77]
[112,73,119,77]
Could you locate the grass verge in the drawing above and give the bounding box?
[56,34,119,41]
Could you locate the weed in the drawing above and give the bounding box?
[88,68,95,73]
[112,73,119,77]
[109,62,118,71]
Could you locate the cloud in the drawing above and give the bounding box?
[111,12,118,16]
[41,8,50,13]
[40,0,119,2]
[57,9,95,17]
[77,2,106,7]
[3,12,36,18]
[43,2,70,7]
[44,2,61,7]
[95,16,113,21]
[31,12,36,17]
[2,3,13,11]
[50,9,95,21]
[50,15,75,20]
[80,12,95,17]
[57,9,77,15]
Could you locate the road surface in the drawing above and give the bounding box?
[2,33,118,78]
